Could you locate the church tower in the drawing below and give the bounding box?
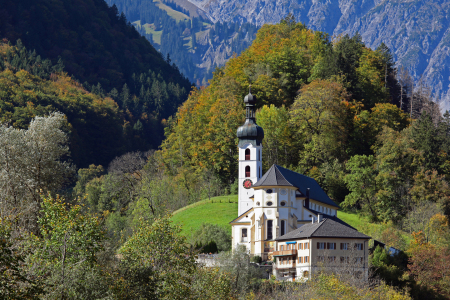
[237,87,264,215]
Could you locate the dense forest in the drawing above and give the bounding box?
[108,0,259,85]
[0,0,192,167]
[1,6,450,300]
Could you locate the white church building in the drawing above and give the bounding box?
[230,90,370,281]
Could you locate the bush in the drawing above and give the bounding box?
[251,255,262,264]
[190,223,231,252]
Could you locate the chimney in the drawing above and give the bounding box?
[304,188,310,209]
[318,214,323,223]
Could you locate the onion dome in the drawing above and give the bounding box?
[237,87,264,147]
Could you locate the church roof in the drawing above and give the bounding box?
[276,218,371,241]
[252,165,339,208]
[229,208,253,224]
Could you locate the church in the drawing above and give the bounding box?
[230,89,371,281]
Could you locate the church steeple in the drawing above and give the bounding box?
[237,86,264,147]
[237,86,264,216]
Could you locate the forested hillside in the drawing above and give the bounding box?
[0,0,192,167]
[157,19,450,297]
[107,0,259,85]
[2,9,450,299]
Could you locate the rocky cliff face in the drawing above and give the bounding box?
[188,0,450,109]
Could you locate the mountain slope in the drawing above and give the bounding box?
[0,0,190,93]
[187,0,450,108]
[108,0,258,85]
[0,0,192,167]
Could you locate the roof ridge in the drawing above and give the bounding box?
[274,165,291,184]
[309,218,328,237]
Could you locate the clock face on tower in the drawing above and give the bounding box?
[243,179,253,189]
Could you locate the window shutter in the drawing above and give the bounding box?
[340,243,342,250]
[326,243,329,249]
[317,242,320,249]
[334,243,336,249]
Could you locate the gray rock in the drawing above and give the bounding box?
[188,0,450,108]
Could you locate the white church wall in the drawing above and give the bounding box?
[238,143,262,216]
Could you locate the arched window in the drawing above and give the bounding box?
[281,220,286,236]
[245,166,250,177]
[245,148,250,160]
[267,220,273,240]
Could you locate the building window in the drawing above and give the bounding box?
[327,243,336,250]
[286,244,290,250]
[340,256,349,264]
[305,242,309,249]
[304,256,309,263]
[259,167,261,178]
[266,189,273,194]
[241,228,247,242]
[317,242,326,249]
[280,245,284,251]
[266,201,273,206]
[328,256,336,263]
[281,220,286,236]
[245,148,250,160]
[280,201,286,206]
[267,220,273,240]
[257,149,260,161]
[245,166,250,177]
[317,256,325,262]
[341,243,349,250]
[298,243,303,250]
[355,243,364,250]
[256,201,260,206]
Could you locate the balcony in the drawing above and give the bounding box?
[273,249,297,257]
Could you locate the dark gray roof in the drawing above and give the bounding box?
[253,165,338,208]
[304,208,357,230]
[276,218,371,241]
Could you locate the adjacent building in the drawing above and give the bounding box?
[230,89,371,281]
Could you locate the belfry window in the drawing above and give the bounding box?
[245,149,250,160]
[281,220,286,236]
[245,166,250,177]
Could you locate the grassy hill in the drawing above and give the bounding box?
[171,195,408,247]
[171,195,238,237]
[170,195,375,237]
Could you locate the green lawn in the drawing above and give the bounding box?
[171,195,238,237]
[337,210,370,230]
